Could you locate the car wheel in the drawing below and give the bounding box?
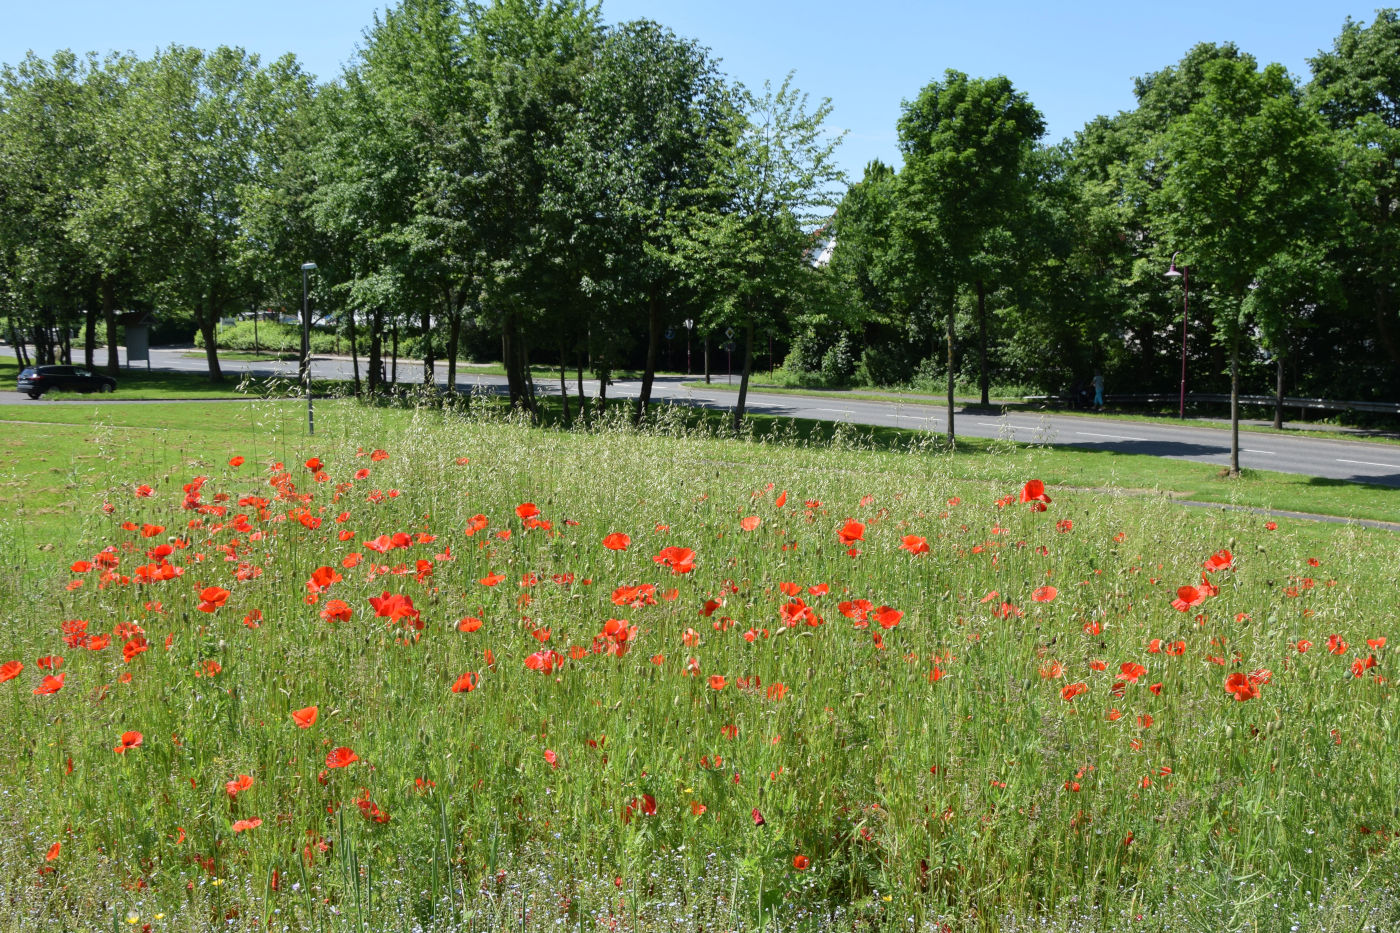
[100,383,114,393]
[27,391,40,400]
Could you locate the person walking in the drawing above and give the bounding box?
[1092,372,1105,410]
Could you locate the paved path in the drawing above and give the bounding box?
[7,347,1400,488]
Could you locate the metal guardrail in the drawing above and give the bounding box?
[1023,393,1400,415]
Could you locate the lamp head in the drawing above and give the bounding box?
[301,262,317,272]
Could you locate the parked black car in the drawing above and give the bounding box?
[17,365,118,399]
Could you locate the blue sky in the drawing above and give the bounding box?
[4,0,1377,181]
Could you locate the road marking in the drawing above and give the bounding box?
[1242,449,1276,455]
[814,408,853,415]
[976,421,1004,427]
[1337,458,1400,470]
[1075,431,1147,441]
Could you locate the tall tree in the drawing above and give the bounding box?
[465,0,601,412]
[568,19,736,422]
[1153,56,1337,474]
[1308,11,1400,394]
[897,71,1044,443]
[683,75,844,430]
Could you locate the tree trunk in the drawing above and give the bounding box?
[391,321,399,385]
[945,302,956,448]
[977,278,989,407]
[368,308,383,394]
[421,306,434,388]
[733,319,755,432]
[559,346,571,427]
[446,304,461,395]
[10,321,30,367]
[576,353,589,427]
[348,306,361,396]
[1272,355,1284,431]
[59,321,71,364]
[501,310,535,416]
[635,290,662,425]
[597,358,608,415]
[102,275,121,377]
[84,306,96,369]
[194,300,224,383]
[704,334,711,383]
[1229,331,1240,477]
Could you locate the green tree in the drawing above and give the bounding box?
[570,19,737,422]
[1153,56,1337,474]
[1308,11,1400,394]
[682,74,844,430]
[897,70,1044,442]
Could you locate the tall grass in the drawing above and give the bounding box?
[0,399,1396,932]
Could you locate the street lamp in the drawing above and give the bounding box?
[683,318,694,375]
[301,262,317,435]
[1165,253,1189,419]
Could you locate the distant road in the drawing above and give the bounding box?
[6,346,1400,488]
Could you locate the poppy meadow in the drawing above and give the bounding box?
[0,400,1397,932]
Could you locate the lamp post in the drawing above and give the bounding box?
[301,262,317,435]
[683,319,694,375]
[1165,253,1188,419]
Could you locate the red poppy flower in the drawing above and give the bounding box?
[1117,662,1147,684]
[900,535,929,555]
[602,533,630,551]
[45,842,60,862]
[114,730,143,754]
[0,660,22,682]
[752,808,766,826]
[228,456,245,467]
[1060,682,1088,701]
[307,566,343,593]
[478,572,505,587]
[873,606,903,629]
[1032,586,1057,603]
[33,673,65,695]
[793,854,811,871]
[653,546,696,575]
[1020,479,1051,505]
[739,515,761,531]
[1202,549,1233,572]
[707,675,727,691]
[368,592,419,624]
[232,818,263,833]
[515,502,540,520]
[326,747,360,769]
[837,520,865,546]
[524,650,564,674]
[1170,586,1204,612]
[225,774,254,797]
[1224,672,1258,701]
[451,671,479,693]
[197,586,230,613]
[320,599,352,623]
[544,749,558,769]
[775,490,787,508]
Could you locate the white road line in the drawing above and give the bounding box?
[1242,449,1276,455]
[976,421,1004,427]
[814,408,853,415]
[1337,458,1400,469]
[1075,431,1147,441]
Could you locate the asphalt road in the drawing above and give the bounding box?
[8,347,1400,488]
